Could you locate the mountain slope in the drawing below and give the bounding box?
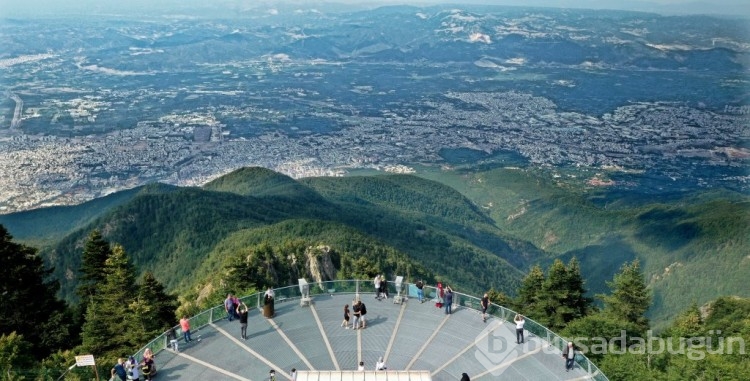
[28,168,526,303]
[0,186,143,244]
[2,166,746,329]
[417,166,750,330]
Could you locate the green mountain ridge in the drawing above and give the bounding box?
[1,166,747,330]
[415,166,750,329]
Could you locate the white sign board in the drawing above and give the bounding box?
[75,354,96,367]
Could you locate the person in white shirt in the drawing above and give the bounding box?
[375,357,387,371]
[357,361,365,371]
[514,314,525,344]
[374,275,381,299]
[127,356,140,381]
[562,342,576,372]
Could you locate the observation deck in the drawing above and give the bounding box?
[136,280,607,380]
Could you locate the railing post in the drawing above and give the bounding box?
[210,308,213,324]
[588,360,592,375]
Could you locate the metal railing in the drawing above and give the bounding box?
[135,279,608,381]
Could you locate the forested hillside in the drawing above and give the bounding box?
[18,168,529,305]
[1,166,749,380]
[416,166,750,329]
[1,166,748,330]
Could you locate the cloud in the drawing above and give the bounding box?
[469,32,492,44]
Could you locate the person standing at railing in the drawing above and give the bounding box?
[126,356,140,381]
[374,275,382,300]
[225,294,236,322]
[180,315,193,343]
[444,286,453,315]
[415,280,425,303]
[514,314,525,344]
[380,275,389,300]
[437,282,444,308]
[480,293,490,323]
[140,353,154,381]
[562,341,576,372]
[231,294,241,320]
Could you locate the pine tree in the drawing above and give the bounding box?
[541,259,569,329]
[516,264,545,320]
[77,230,113,302]
[600,260,651,335]
[517,259,591,330]
[564,257,592,322]
[0,332,35,380]
[487,288,512,309]
[135,272,178,340]
[0,225,70,360]
[80,244,141,360]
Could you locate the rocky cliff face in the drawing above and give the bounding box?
[306,245,337,290]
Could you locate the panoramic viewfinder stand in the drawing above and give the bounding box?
[299,278,311,307]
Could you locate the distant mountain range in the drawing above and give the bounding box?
[3,0,750,18]
[2,166,747,330]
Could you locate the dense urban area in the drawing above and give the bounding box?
[1,6,748,212]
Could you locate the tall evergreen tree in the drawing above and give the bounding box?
[541,259,570,329]
[486,288,512,309]
[563,257,592,322]
[600,260,651,335]
[516,259,591,330]
[516,264,545,319]
[0,225,71,360]
[77,230,113,302]
[80,244,141,360]
[134,272,178,341]
[0,332,35,380]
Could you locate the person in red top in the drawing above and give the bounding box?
[180,316,193,343]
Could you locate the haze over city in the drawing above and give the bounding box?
[1,0,749,17]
